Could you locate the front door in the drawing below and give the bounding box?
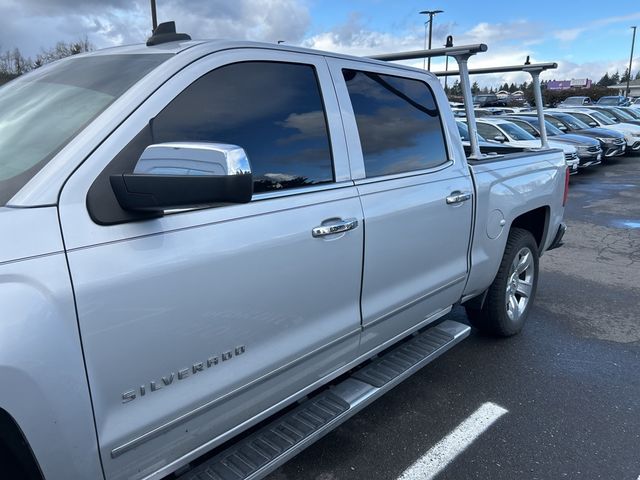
[59,50,363,480]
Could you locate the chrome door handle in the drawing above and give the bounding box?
[312,218,359,237]
[446,191,472,205]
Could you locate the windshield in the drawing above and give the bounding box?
[596,109,619,122]
[623,108,640,119]
[500,122,536,141]
[611,108,635,121]
[0,53,172,204]
[554,113,590,130]
[590,111,616,125]
[598,97,619,105]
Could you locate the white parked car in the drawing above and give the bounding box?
[551,108,640,152]
[470,117,580,171]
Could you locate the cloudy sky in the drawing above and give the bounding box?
[1,0,639,86]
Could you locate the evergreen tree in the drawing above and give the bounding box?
[597,72,612,87]
[611,70,621,84]
[450,79,462,96]
[471,81,480,94]
[621,68,631,83]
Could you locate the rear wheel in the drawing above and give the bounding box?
[466,228,539,336]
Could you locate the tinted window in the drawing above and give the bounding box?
[590,111,616,125]
[476,123,501,140]
[500,122,536,141]
[149,62,333,193]
[571,112,601,126]
[343,69,448,177]
[0,53,171,205]
[553,113,589,130]
[510,120,539,136]
[457,121,486,141]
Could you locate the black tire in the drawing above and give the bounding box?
[465,228,539,337]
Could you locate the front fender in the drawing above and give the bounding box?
[0,209,103,480]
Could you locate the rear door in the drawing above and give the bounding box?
[327,58,474,350]
[58,49,363,480]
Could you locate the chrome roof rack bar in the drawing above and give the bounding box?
[433,59,559,149]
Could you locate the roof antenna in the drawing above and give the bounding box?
[524,55,531,65]
[146,21,192,46]
[150,0,158,31]
[445,35,453,48]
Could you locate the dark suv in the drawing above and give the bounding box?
[596,96,631,106]
[473,93,507,108]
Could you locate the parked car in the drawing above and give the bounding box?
[470,117,580,170]
[596,95,631,106]
[505,115,602,168]
[584,106,640,126]
[473,93,507,107]
[456,120,527,158]
[560,96,592,106]
[0,26,569,480]
[525,111,626,159]
[621,106,640,120]
[552,108,640,153]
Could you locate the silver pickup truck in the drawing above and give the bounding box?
[0,25,567,480]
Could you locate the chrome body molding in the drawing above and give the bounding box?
[133,307,452,480]
[364,276,466,329]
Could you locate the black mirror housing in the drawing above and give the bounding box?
[110,173,252,212]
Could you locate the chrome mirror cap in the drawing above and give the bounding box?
[134,142,251,177]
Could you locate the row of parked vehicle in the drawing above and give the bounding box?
[560,95,640,107]
[453,104,640,174]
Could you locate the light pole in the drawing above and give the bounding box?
[150,0,158,31]
[627,26,637,98]
[419,9,443,70]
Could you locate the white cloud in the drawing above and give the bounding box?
[554,28,585,42]
[0,0,310,57]
[553,12,640,43]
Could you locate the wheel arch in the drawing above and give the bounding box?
[0,408,43,480]
[510,206,550,251]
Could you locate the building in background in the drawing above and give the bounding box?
[608,79,640,97]
[545,78,593,90]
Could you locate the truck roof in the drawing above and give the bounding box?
[78,38,436,77]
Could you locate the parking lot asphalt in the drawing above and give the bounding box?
[266,155,640,480]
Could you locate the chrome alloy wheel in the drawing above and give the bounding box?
[505,247,535,322]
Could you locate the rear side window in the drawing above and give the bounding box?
[343,69,448,177]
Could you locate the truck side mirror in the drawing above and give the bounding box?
[110,142,253,212]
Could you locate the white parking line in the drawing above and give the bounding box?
[398,402,508,480]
